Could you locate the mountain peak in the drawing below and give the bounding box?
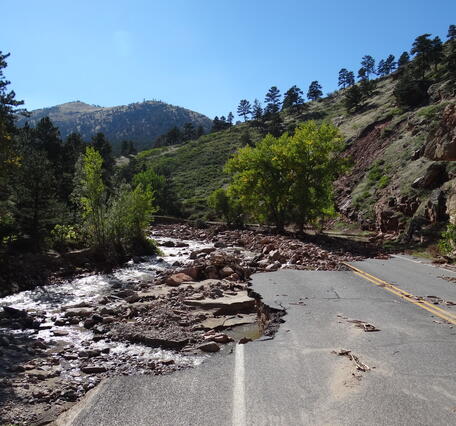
[19,100,212,151]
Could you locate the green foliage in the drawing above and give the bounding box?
[76,147,157,258]
[377,175,390,189]
[77,146,107,250]
[344,85,364,112]
[439,223,456,255]
[106,183,157,255]
[225,121,346,230]
[49,224,79,251]
[208,188,244,227]
[282,85,304,112]
[237,99,252,121]
[264,87,281,115]
[307,81,323,101]
[393,74,430,108]
[361,55,376,78]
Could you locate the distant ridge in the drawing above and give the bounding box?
[18,100,212,151]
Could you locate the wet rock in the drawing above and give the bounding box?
[78,349,101,358]
[121,331,189,350]
[198,342,220,352]
[64,308,94,318]
[125,293,140,303]
[3,306,29,319]
[160,240,176,247]
[81,365,107,374]
[220,266,234,278]
[52,329,69,336]
[166,273,193,287]
[212,333,233,344]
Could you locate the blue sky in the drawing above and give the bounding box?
[2,0,455,119]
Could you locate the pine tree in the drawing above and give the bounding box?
[14,134,59,247]
[430,36,443,71]
[448,25,456,41]
[227,112,234,125]
[346,71,355,87]
[264,86,281,114]
[398,51,410,68]
[182,122,196,141]
[282,85,304,111]
[240,130,253,146]
[377,60,386,77]
[0,51,25,244]
[338,68,349,88]
[34,117,62,167]
[357,67,367,80]
[196,125,205,138]
[411,34,434,78]
[344,85,363,112]
[361,55,376,78]
[307,81,323,101]
[252,99,263,121]
[120,140,130,156]
[91,133,114,182]
[384,54,397,74]
[237,99,252,121]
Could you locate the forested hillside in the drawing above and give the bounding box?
[19,100,212,152]
[130,26,456,248]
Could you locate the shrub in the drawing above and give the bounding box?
[393,75,430,108]
[208,188,244,228]
[49,224,79,251]
[377,175,390,189]
[439,223,456,255]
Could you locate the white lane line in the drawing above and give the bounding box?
[391,254,456,273]
[232,343,246,426]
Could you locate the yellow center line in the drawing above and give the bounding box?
[343,262,456,325]
[346,263,456,320]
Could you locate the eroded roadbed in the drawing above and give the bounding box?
[57,263,456,426]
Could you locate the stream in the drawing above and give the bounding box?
[0,234,214,370]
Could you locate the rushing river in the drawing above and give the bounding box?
[0,235,214,369]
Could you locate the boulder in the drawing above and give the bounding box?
[122,332,189,350]
[198,342,220,353]
[377,209,400,233]
[166,273,193,287]
[2,306,28,319]
[411,163,448,190]
[446,192,456,225]
[425,190,448,223]
[64,308,94,318]
[220,266,234,278]
[81,365,107,374]
[425,104,456,161]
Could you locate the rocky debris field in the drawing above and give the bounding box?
[0,223,382,425]
[152,223,385,271]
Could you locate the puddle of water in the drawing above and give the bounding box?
[226,321,264,342]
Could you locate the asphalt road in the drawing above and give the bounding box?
[58,256,456,426]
